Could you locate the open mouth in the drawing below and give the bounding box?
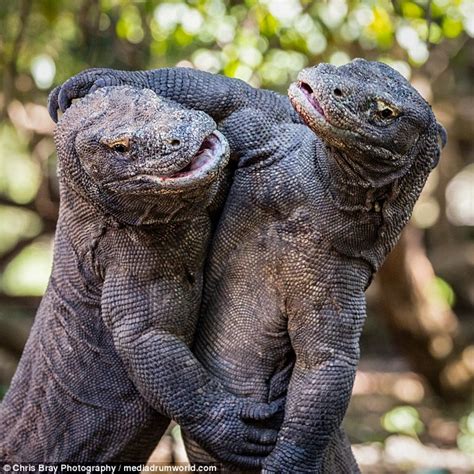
[165,132,223,180]
[297,81,326,118]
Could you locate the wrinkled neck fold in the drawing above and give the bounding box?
[321,146,400,213]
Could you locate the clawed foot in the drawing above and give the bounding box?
[185,396,284,468]
[48,68,148,122]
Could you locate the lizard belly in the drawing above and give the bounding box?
[194,240,293,403]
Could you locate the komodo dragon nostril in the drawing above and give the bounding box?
[170,139,181,147]
[333,88,343,97]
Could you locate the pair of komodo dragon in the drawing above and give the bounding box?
[0,59,446,473]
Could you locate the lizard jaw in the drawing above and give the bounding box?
[165,132,224,180]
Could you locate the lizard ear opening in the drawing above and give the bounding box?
[429,123,447,170]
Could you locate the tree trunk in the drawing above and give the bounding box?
[375,225,472,400]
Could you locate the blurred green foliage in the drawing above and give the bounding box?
[431,276,456,307]
[1,0,473,91]
[0,126,42,203]
[1,239,52,296]
[0,2,473,466]
[457,411,474,454]
[0,0,472,296]
[382,405,425,437]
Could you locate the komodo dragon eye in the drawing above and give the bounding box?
[375,100,400,120]
[113,143,129,153]
[102,137,131,153]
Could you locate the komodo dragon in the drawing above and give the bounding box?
[0,86,283,466]
[48,60,446,472]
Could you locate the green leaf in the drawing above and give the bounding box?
[382,406,425,437]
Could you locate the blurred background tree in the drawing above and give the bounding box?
[0,0,472,471]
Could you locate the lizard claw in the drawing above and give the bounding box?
[47,68,150,123]
[47,68,118,123]
[237,441,275,455]
[246,427,278,445]
[88,77,108,94]
[58,84,73,114]
[47,86,61,123]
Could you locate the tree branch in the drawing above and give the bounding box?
[426,0,433,50]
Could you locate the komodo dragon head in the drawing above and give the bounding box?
[289,59,447,270]
[54,86,229,224]
[289,58,446,188]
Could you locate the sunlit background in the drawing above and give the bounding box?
[0,0,473,472]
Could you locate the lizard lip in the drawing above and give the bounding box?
[297,81,326,118]
[165,132,222,179]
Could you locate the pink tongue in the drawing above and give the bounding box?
[189,151,211,171]
[299,82,325,118]
[309,95,325,117]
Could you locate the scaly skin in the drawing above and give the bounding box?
[48,67,301,126]
[0,86,281,466]
[184,60,445,473]
[47,62,445,472]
